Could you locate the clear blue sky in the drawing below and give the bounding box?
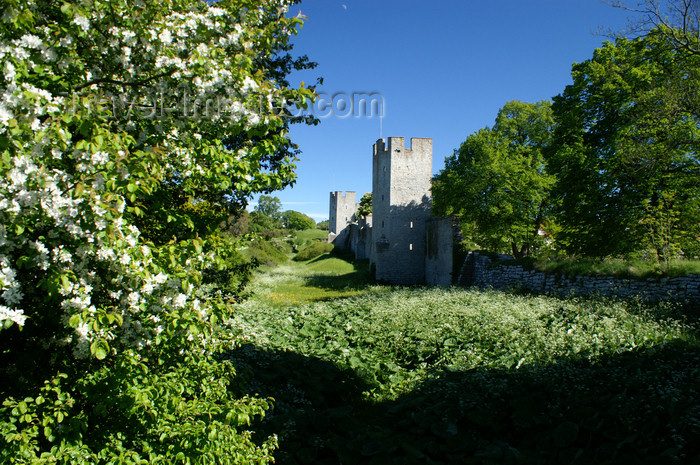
[252,0,631,221]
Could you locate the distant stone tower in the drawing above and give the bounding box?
[371,137,433,284]
[329,191,357,246]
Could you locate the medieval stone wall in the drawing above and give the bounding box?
[425,217,457,286]
[371,137,433,285]
[328,191,357,246]
[330,137,459,286]
[349,216,372,260]
[463,252,700,302]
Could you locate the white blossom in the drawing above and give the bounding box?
[0,306,26,327]
[158,29,172,45]
[19,34,42,49]
[72,15,90,32]
[173,293,187,309]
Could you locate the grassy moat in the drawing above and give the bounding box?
[226,253,700,464]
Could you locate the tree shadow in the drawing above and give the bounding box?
[227,341,700,464]
[301,257,374,294]
[225,344,373,464]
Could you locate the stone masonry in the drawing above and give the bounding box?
[330,137,456,285]
[462,252,700,302]
[328,191,357,248]
[371,137,433,284]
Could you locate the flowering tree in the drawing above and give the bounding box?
[0,0,315,461]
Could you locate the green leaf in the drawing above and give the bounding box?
[60,3,74,16]
[68,314,81,328]
[90,339,110,360]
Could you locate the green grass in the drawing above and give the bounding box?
[496,256,700,280]
[242,253,375,306]
[293,241,334,261]
[228,255,700,464]
[293,228,329,246]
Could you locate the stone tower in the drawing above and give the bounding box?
[371,137,433,284]
[329,191,357,245]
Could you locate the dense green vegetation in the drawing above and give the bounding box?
[357,192,373,218]
[434,27,700,265]
[293,241,334,261]
[433,101,555,258]
[293,228,330,247]
[0,0,318,462]
[230,256,700,464]
[282,210,316,231]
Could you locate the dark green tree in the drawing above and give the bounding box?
[549,29,700,261]
[255,195,283,223]
[229,210,251,236]
[432,100,555,258]
[357,192,373,217]
[250,210,281,234]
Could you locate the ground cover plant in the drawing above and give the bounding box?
[230,257,700,464]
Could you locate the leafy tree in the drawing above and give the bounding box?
[316,220,329,230]
[255,195,283,222]
[357,192,373,217]
[549,29,700,261]
[250,210,281,234]
[282,210,316,230]
[0,0,314,461]
[432,101,555,258]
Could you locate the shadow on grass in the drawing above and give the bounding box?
[303,256,374,293]
[226,341,700,465]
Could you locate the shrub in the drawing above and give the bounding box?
[0,0,314,461]
[294,242,334,261]
[248,239,290,266]
[293,229,330,247]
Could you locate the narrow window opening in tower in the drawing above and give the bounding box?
[382,195,384,201]
[382,221,384,228]
[383,166,386,172]
[409,243,413,251]
[410,221,413,228]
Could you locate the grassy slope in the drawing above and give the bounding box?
[293,229,329,246]
[228,255,700,465]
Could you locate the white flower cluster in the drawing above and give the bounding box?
[0,255,25,327]
[0,0,302,355]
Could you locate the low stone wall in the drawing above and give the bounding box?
[464,252,700,302]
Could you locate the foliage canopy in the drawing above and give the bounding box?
[432,100,555,257]
[0,0,315,461]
